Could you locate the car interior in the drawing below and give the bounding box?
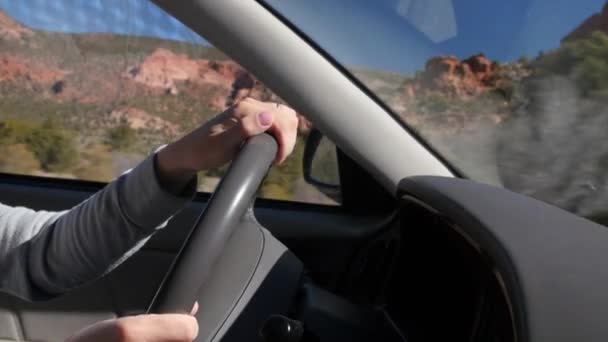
[2,1,608,342]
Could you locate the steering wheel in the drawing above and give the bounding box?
[147,133,278,314]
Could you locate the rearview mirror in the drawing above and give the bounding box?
[302,128,341,203]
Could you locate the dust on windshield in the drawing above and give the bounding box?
[267,0,608,225]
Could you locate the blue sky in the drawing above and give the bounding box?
[268,0,607,73]
[0,0,205,43]
[0,0,605,74]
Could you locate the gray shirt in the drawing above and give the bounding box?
[0,152,196,301]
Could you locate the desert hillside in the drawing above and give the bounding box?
[352,3,608,224]
[563,2,608,42]
[3,6,608,217]
[0,10,316,201]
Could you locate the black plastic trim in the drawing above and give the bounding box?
[398,176,608,342]
[0,171,345,213]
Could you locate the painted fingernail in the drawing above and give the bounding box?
[258,112,272,126]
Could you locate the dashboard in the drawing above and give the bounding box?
[391,176,608,342]
[253,176,608,341]
[386,197,515,341]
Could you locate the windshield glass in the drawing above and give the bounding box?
[265,0,608,224]
[0,0,340,205]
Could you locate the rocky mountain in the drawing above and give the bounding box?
[4,5,608,210]
[0,10,32,42]
[123,48,286,110]
[404,54,502,99]
[125,48,237,95]
[0,55,65,86]
[0,9,314,201]
[563,2,608,42]
[0,9,284,132]
[373,53,532,135]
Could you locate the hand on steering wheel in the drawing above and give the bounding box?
[155,98,298,194]
[149,132,280,315]
[66,303,199,342]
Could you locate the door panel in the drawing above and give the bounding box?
[0,280,116,341]
[0,178,391,340]
[0,178,393,282]
[0,250,174,341]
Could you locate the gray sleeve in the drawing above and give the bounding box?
[0,152,196,301]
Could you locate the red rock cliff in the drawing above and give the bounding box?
[406,54,501,99]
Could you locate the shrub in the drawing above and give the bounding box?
[518,56,530,65]
[106,124,136,150]
[420,93,451,114]
[259,183,292,200]
[72,143,113,182]
[534,31,608,97]
[0,119,37,144]
[24,120,78,172]
[0,122,12,144]
[260,138,305,200]
[0,144,41,174]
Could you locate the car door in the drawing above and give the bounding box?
[0,1,399,340]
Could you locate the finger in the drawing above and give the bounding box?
[228,99,297,164]
[269,111,298,164]
[65,319,118,342]
[230,97,263,119]
[268,124,287,164]
[220,111,273,160]
[238,111,274,139]
[117,314,199,342]
[190,301,199,316]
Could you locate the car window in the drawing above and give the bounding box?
[0,0,339,205]
[265,0,608,224]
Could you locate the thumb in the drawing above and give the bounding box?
[66,314,199,342]
[223,111,274,157]
[239,111,274,138]
[139,314,199,342]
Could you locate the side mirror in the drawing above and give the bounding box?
[303,128,341,203]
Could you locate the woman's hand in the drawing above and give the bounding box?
[155,98,299,191]
[66,304,199,342]
[65,314,198,342]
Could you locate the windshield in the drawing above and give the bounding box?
[265,0,608,224]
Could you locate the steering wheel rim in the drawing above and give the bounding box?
[147,133,278,314]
